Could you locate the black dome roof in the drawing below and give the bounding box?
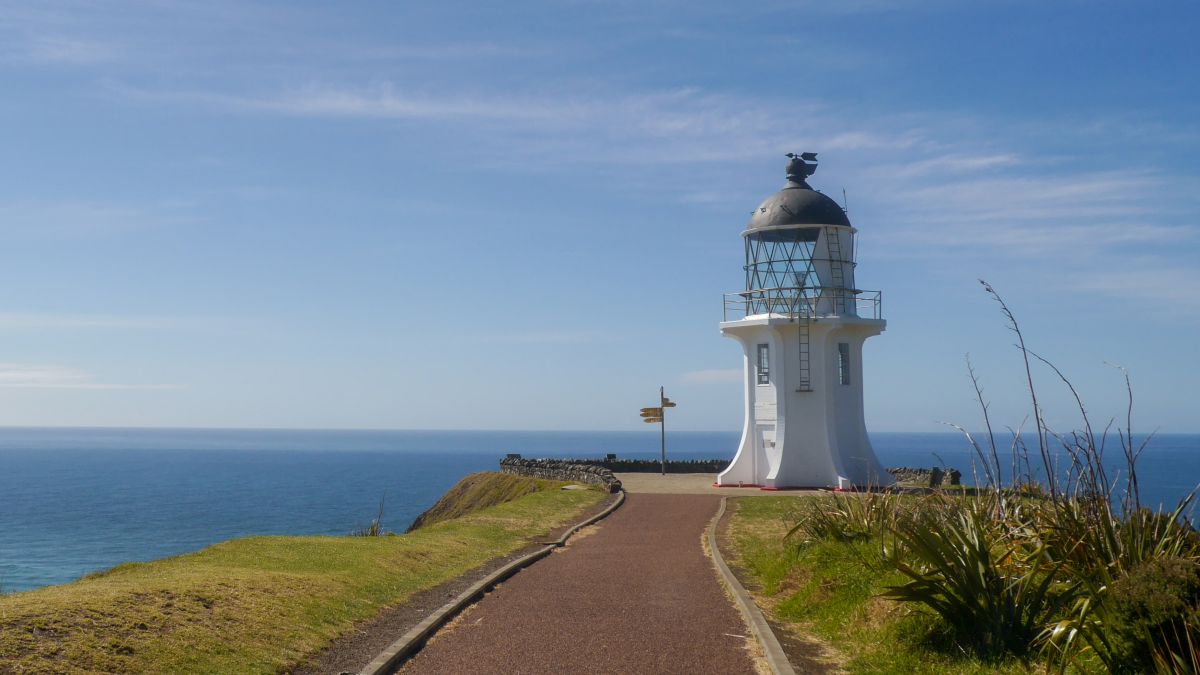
[747,155,850,230]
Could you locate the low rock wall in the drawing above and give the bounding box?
[570,458,730,474]
[500,458,622,493]
[888,466,962,487]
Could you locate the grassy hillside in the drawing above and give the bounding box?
[407,471,576,531]
[725,496,1036,675]
[0,474,604,674]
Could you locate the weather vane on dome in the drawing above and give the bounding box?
[785,152,818,182]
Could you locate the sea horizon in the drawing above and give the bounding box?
[3,427,1197,593]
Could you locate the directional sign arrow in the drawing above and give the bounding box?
[640,408,662,416]
[643,417,663,423]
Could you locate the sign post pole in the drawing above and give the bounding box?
[659,386,666,475]
[639,390,675,476]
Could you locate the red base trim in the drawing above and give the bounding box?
[714,483,832,491]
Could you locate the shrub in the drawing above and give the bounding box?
[1104,557,1200,673]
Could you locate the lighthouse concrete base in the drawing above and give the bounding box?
[715,314,894,491]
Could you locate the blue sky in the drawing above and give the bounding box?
[0,1,1197,433]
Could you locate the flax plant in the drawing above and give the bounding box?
[883,492,1073,659]
[875,281,1199,671]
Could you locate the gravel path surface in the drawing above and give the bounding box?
[291,495,620,675]
[615,473,821,495]
[397,494,759,674]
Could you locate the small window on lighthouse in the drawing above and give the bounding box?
[756,344,770,385]
[838,343,851,385]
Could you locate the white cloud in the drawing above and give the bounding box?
[681,368,742,384]
[111,81,567,123]
[0,200,195,237]
[890,153,1021,178]
[0,363,181,390]
[470,331,611,344]
[1068,263,1200,319]
[107,81,925,165]
[878,222,1193,253]
[0,312,234,332]
[21,35,117,64]
[869,168,1198,258]
[101,73,1200,322]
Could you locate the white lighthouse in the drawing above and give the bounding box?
[716,154,893,490]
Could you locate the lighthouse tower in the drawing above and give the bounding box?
[716,154,893,490]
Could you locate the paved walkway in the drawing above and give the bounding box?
[397,493,759,674]
[615,472,820,496]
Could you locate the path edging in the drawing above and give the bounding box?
[357,489,627,675]
[707,496,797,675]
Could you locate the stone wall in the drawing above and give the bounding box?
[887,466,962,487]
[570,458,730,474]
[500,458,622,493]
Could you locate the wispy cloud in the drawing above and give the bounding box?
[0,4,122,67]
[94,57,1200,321]
[681,368,742,384]
[0,312,256,335]
[869,169,1197,255]
[852,155,1200,322]
[889,153,1021,178]
[0,363,181,390]
[0,200,196,237]
[341,42,545,62]
[1068,262,1200,319]
[0,312,193,331]
[107,81,925,165]
[19,35,117,64]
[110,81,568,123]
[470,330,614,344]
[877,221,1193,253]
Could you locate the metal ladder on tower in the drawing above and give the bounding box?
[796,315,812,392]
[824,226,847,315]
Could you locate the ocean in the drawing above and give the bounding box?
[1,428,1197,593]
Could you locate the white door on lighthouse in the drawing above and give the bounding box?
[757,424,777,477]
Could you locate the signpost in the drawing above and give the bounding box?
[639,386,676,475]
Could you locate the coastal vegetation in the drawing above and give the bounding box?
[0,473,604,674]
[406,471,575,531]
[725,283,1200,674]
[728,496,1034,674]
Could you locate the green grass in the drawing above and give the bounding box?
[726,496,1041,675]
[407,471,579,530]
[0,474,604,674]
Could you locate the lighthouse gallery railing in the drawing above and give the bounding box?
[722,287,882,322]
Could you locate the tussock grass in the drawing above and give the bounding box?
[0,473,604,674]
[729,496,1037,674]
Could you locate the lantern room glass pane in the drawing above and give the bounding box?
[743,227,820,315]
